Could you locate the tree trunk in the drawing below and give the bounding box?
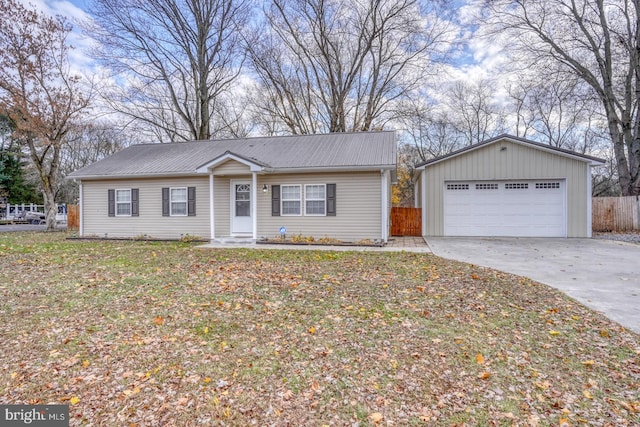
[42,185,57,231]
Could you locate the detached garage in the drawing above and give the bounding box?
[414,135,605,238]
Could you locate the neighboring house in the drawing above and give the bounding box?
[414,134,605,238]
[67,132,397,242]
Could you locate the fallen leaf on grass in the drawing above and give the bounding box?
[559,417,571,426]
[154,316,165,325]
[475,353,485,364]
[369,412,383,423]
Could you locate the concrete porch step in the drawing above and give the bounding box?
[212,236,255,244]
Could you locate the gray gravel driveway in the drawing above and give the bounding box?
[427,237,640,334]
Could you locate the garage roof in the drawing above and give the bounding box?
[415,134,606,169]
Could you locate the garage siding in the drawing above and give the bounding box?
[423,140,590,237]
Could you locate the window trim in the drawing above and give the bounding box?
[280,184,302,216]
[170,187,188,217]
[115,189,132,217]
[304,184,327,216]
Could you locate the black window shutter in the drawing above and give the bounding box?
[271,185,280,216]
[162,187,170,216]
[131,189,139,217]
[187,186,196,216]
[108,189,115,217]
[326,183,336,216]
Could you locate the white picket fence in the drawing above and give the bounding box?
[0,203,68,223]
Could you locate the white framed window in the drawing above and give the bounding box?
[281,185,301,215]
[305,184,326,216]
[115,189,131,216]
[170,187,188,216]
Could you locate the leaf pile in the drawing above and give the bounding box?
[0,232,638,425]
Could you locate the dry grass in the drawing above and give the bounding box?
[0,232,638,426]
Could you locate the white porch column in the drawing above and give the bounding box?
[252,172,258,240]
[78,182,83,236]
[209,173,215,241]
[381,169,389,242]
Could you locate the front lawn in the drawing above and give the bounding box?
[0,232,638,425]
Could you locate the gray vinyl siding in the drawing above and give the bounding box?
[260,172,382,241]
[214,172,382,241]
[82,171,386,241]
[211,172,383,241]
[81,176,210,239]
[213,175,233,237]
[213,160,251,175]
[423,140,590,237]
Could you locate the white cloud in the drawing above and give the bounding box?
[18,0,97,74]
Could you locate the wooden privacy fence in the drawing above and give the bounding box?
[67,205,79,230]
[391,207,422,236]
[592,196,640,232]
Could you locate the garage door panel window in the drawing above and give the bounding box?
[475,183,498,190]
[447,184,469,190]
[505,183,528,189]
[535,182,560,189]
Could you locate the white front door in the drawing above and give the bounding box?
[231,180,252,234]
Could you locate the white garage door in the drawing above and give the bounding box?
[444,180,566,237]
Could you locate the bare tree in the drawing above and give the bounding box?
[398,100,464,162]
[507,75,606,153]
[58,123,132,204]
[484,0,640,196]
[87,0,250,142]
[247,0,453,134]
[445,79,507,145]
[0,0,89,230]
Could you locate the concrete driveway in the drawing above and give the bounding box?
[426,237,640,334]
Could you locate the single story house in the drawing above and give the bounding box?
[414,134,605,238]
[67,132,397,243]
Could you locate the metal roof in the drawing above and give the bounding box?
[68,131,397,180]
[415,134,606,169]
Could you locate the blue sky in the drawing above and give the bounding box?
[21,0,499,80]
